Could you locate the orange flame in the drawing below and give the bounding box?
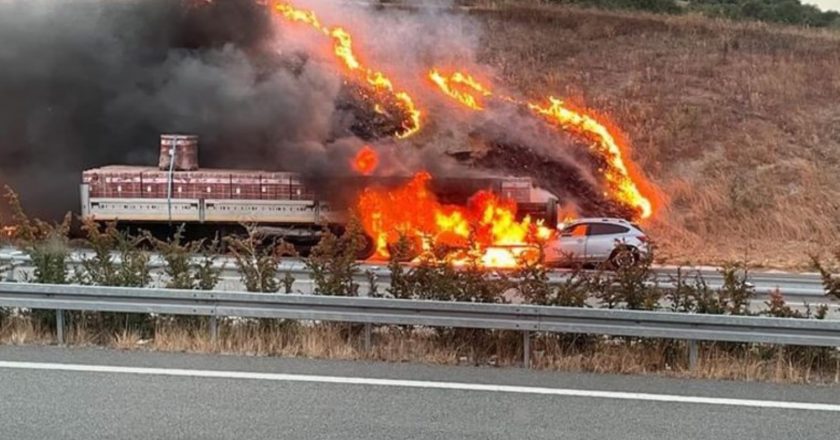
[357,172,553,267]
[275,2,421,138]
[352,146,379,176]
[528,97,653,218]
[428,69,491,110]
[425,68,655,219]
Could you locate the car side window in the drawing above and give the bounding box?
[588,223,629,236]
[563,224,587,237]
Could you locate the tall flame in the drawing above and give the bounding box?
[275,2,421,137]
[428,69,491,110]
[271,2,657,266]
[357,172,553,267]
[528,97,652,219]
[426,68,654,219]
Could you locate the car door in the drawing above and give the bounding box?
[549,223,588,263]
[585,223,630,262]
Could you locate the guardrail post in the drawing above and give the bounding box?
[688,340,699,370]
[364,323,372,353]
[56,309,65,345]
[209,315,218,346]
[523,330,531,368]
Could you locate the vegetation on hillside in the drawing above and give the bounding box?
[546,0,840,27]
[472,4,840,267]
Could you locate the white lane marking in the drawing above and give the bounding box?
[0,360,838,412]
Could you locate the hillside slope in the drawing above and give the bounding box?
[474,5,840,267]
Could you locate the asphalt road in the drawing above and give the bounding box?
[0,346,839,439]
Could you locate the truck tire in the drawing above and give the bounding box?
[355,234,376,260]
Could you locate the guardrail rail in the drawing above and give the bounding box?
[1,282,838,368]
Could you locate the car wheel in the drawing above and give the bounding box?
[609,246,638,269]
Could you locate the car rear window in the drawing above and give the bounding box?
[562,224,588,236]
[587,223,629,236]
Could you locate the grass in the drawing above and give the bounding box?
[467,3,840,268]
[2,314,837,384]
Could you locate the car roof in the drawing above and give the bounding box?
[571,217,633,225]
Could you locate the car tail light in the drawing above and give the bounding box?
[636,235,648,243]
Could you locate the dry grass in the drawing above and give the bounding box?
[2,314,837,384]
[467,3,840,268]
[0,315,52,346]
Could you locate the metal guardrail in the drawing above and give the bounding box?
[1,282,839,368]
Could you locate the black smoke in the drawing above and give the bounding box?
[0,0,350,219]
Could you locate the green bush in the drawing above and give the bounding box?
[225,225,295,293]
[551,0,682,14]
[549,0,840,28]
[693,0,839,26]
[147,225,222,291]
[4,187,71,328]
[5,187,71,285]
[74,219,150,288]
[306,219,366,296]
[72,219,153,339]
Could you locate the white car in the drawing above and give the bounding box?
[543,218,650,268]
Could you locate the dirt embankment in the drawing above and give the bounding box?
[473,4,840,268]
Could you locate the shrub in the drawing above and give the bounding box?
[513,247,553,305]
[385,234,415,299]
[665,267,697,313]
[5,187,71,285]
[811,251,840,300]
[589,254,661,310]
[281,271,296,294]
[225,225,295,293]
[4,187,72,328]
[74,219,150,288]
[146,225,222,291]
[306,219,366,296]
[718,262,753,315]
[70,218,153,339]
[613,253,661,310]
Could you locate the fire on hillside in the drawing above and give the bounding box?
[274,1,658,268]
[4,1,658,271]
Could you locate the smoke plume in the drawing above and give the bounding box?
[0,0,347,218]
[0,0,633,221]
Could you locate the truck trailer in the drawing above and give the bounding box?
[80,135,560,257]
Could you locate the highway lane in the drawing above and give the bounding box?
[0,346,839,439]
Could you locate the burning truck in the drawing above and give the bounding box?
[80,134,561,261]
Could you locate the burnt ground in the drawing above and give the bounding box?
[334,82,415,141]
[472,142,637,219]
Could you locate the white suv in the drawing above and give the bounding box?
[543,218,650,268]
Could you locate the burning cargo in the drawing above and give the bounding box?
[80,135,560,259]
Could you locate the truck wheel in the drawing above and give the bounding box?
[355,234,376,260]
[386,236,422,262]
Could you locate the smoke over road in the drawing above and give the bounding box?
[0,0,348,218]
[0,0,651,222]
